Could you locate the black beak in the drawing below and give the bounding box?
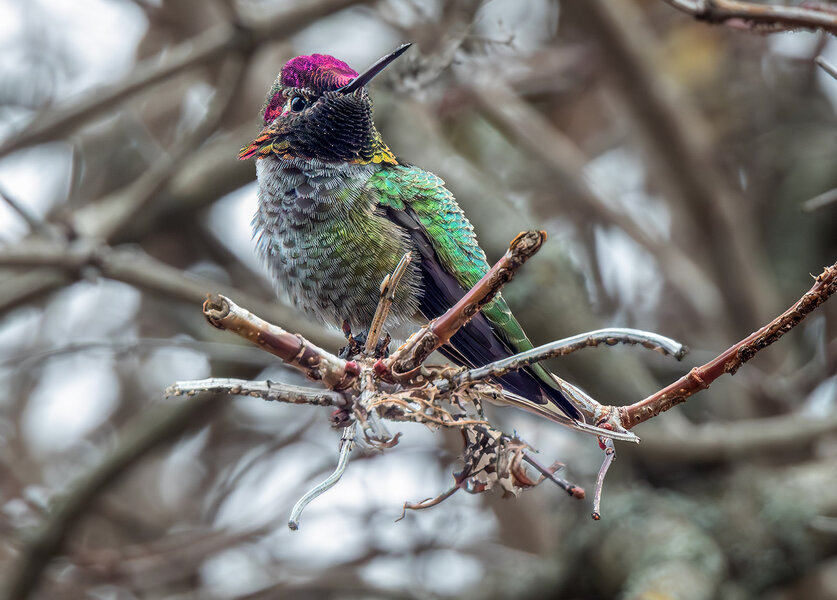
[337,43,412,94]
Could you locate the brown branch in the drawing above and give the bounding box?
[203,294,359,391]
[397,483,464,520]
[2,392,226,600]
[0,0,373,159]
[661,0,837,34]
[618,260,837,429]
[0,239,342,349]
[386,230,545,376]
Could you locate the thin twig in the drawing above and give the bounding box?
[0,183,58,239]
[802,185,837,212]
[591,438,616,520]
[166,378,344,407]
[453,328,686,386]
[365,252,412,355]
[816,55,837,80]
[397,483,463,520]
[618,260,837,429]
[288,424,356,530]
[522,451,585,499]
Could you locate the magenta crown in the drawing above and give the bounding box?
[280,54,358,91]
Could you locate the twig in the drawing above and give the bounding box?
[0,183,58,239]
[1,392,225,600]
[591,438,616,521]
[636,411,837,463]
[618,260,837,429]
[387,230,545,376]
[802,186,837,212]
[660,0,837,34]
[816,55,837,80]
[364,252,412,355]
[202,294,359,391]
[521,451,585,499]
[397,483,463,520]
[166,378,344,407]
[453,328,687,386]
[288,424,356,530]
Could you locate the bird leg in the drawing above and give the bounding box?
[339,319,365,359]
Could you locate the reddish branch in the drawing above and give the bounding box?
[618,261,837,429]
[386,230,546,377]
[661,0,837,34]
[202,294,359,391]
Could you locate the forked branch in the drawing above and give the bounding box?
[172,232,835,527]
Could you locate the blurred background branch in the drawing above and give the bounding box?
[0,0,834,598]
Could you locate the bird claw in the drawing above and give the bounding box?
[339,320,366,359]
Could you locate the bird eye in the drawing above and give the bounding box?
[290,96,307,112]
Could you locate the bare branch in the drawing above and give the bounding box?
[288,424,356,530]
[0,0,374,159]
[71,55,248,241]
[661,0,837,34]
[0,239,342,348]
[166,378,344,407]
[618,260,837,429]
[591,438,616,521]
[203,294,358,390]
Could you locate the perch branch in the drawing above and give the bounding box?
[202,294,358,391]
[387,230,546,376]
[660,0,837,34]
[618,260,837,429]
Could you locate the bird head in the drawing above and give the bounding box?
[239,44,411,165]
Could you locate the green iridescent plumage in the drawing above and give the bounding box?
[369,165,566,401]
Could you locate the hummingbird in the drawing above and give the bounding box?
[239,44,586,428]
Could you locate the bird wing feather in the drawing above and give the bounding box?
[367,165,582,421]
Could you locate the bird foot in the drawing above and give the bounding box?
[339,320,391,359]
[339,320,365,360]
[373,332,392,359]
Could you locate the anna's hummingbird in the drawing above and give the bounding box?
[239,44,583,425]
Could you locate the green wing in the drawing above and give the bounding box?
[368,164,535,354]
